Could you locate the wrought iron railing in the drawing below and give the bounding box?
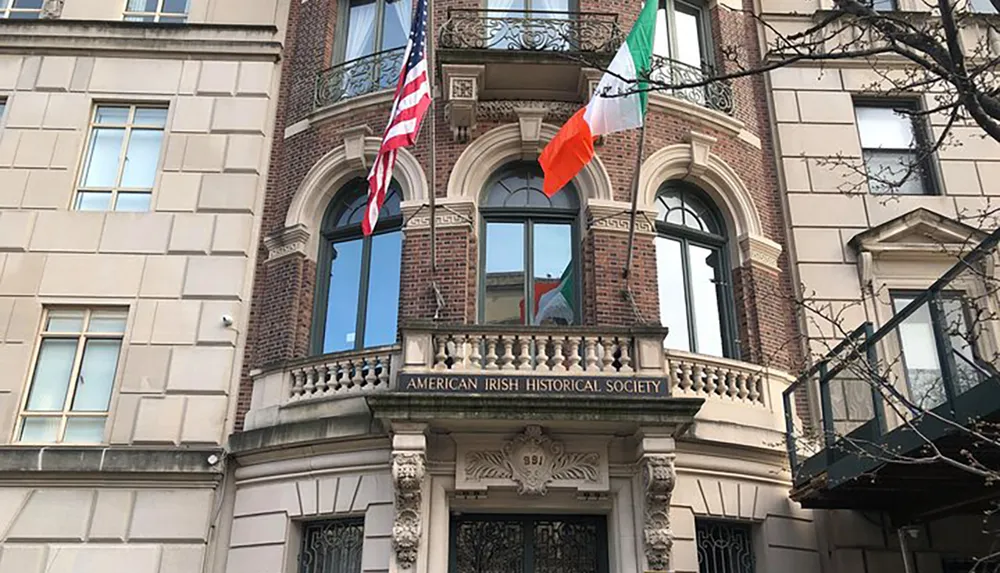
[315,47,405,109]
[648,55,734,115]
[782,228,1000,480]
[438,9,622,53]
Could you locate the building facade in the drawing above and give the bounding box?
[0,1,287,571]
[229,0,824,571]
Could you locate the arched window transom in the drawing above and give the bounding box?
[655,182,737,358]
[480,162,580,326]
[314,179,403,354]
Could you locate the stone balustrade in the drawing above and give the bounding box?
[287,346,396,401]
[665,349,770,406]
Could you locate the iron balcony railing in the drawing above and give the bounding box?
[782,227,1000,481]
[648,55,734,115]
[315,47,405,109]
[438,9,622,53]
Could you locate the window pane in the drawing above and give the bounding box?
[8,10,41,18]
[345,0,377,60]
[46,311,86,332]
[71,340,121,412]
[324,238,364,353]
[970,0,998,11]
[689,244,725,357]
[126,0,158,10]
[856,106,915,149]
[942,296,980,395]
[76,192,113,211]
[674,6,704,68]
[863,150,926,195]
[163,0,188,13]
[124,14,155,21]
[533,223,575,325]
[134,107,168,127]
[19,418,60,443]
[484,222,525,325]
[115,192,152,212]
[363,231,403,347]
[87,312,128,334]
[64,418,106,443]
[81,128,125,188]
[13,0,43,8]
[0,0,10,8]
[656,237,691,352]
[95,106,130,125]
[381,0,411,51]
[25,339,78,411]
[120,129,163,189]
[893,296,947,409]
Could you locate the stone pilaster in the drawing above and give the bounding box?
[639,431,677,573]
[391,423,428,572]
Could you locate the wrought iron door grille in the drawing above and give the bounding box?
[696,520,755,573]
[300,518,365,573]
[450,514,608,573]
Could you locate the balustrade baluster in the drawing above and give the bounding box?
[600,339,614,372]
[364,356,377,386]
[484,336,499,370]
[678,361,692,391]
[303,367,317,395]
[434,335,448,370]
[748,375,762,404]
[704,366,718,395]
[331,360,345,392]
[551,337,566,372]
[736,372,749,401]
[315,363,330,395]
[516,337,532,370]
[469,335,483,370]
[566,338,582,372]
[536,335,551,371]
[350,360,364,388]
[584,337,599,372]
[290,369,305,399]
[500,337,516,370]
[618,338,633,373]
[377,355,391,387]
[691,363,705,393]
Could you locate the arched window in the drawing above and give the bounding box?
[654,182,737,357]
[480,161,579,326]
[314,179,403,354]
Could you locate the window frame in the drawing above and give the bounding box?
[298,517,365,573]
[655,183,739,359]
[695,518,756,573]
[853,98,939,196]
[333,0,412,65]
[15,308,128,445]
[656,0,713,68]
[0,0,44,19]
[122,0,189,23]
[478,163,582,327]
[74,103,169,212]
[312,179,404,355]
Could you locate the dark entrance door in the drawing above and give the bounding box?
[449,514,609,573]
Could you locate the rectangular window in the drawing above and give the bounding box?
[969,0,998,12]
[863,0,897,9]
[75,104,168,212]
[855,100,935,195]
[1,0,43,18]
[299,519,364,573]
[124,0,188,22]
[696,520,755,573]
[892,292,981,409]
[17,309,128,445]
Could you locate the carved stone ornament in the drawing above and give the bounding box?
[41,0,64,18]
[465,425,601,495]
[392,452,426,570]
[643,455,676,572]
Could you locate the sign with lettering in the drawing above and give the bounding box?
[398,373,668,397]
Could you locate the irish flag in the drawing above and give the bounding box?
[534,264,575,325]
[538,0,657,196]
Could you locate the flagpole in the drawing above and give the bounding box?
[427,0,443,319]
[623,122,647,281]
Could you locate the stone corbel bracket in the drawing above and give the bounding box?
[442,64,485,143]
[343,125,374,171]
[738,234,783,274]
[516,107,547,160]
[391,424,428,571]
[642,454,676,573]
[684,130,718,178]
[263,224,310,262]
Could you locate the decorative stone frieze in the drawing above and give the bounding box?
[459,425,606,495]
[477,100,579,122]
[392,450,426,570]
[403,200,476,230]
[738,234,783,273]
[263,224,310,262]
[642,455,676,573]
[587,201,656,236]
[442,64,485,143]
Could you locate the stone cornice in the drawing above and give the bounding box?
[739,234,783,273]
[263,224,310,262]
[0,446,224,484]
[0,20,282,60]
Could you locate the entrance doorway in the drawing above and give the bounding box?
[449,514,608,573]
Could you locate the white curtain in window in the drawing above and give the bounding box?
[126,0,153,11]
[533,0,569,13]
[487,0,523,49]
[387,0,411,44]
[345,1,377,60]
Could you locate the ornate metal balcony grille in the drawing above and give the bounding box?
[300,519,364,573]
[438,9,622,54]
[315,48,405,109]
[649,55,734,115]
[696,520,755,573]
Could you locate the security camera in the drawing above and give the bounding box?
[207,454,220,465]
[221,315,234,327]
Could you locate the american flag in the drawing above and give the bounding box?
[363,0,431,236]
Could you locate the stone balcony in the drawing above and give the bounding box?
[239,324,795,452]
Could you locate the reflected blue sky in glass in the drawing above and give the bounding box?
[485,223,524,273]
[484,222,525,325]
[689,244,724,357]
[364,231,402,347]
[532,223,572,280]
[324,238,363,353]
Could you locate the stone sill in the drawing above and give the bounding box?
[0,446,224,476]
[0,19,282,59]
